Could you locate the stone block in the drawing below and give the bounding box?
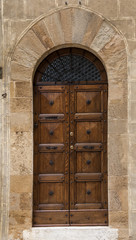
[24,0,56,19]
[108,100,127,120]
[108,119,127,134]
[9,226,24,240]
[109,81,127,102]
[129,61,136,80]
[129,135,136,163]
[4,20,32,50]
[9,210,31,226]
[60,8,72,43]
[109,190,122,211]
[10,82,15,98]
[118,228,129,240]
[0,19,2,66]
[71,8,95,44]
[104,50,127,80]
[11,61,33,82]
[127,40,136,58]
[91,21,116,52]
[3,0,56,19]
[44,11,65,46]
[87,0,118,18]
[32,20,54,49]
[82,14,103,47]
[23,227,118,240]
[120,0,136,17]
[109,176,128,211]
[109,211,128,228]
[10,98,32,113]
[130,211,136,236]
[130,180,136,210]
[10,131,33,175]
[20,193,32,210]
[129,123,136,133]
[99,34,125,60]
[15,82,32,97]
[19,30,46,60]
[129,236,136,240]
[3,0,25,19]
[13,46,37,68]
[10,193,20,211]
[108,135,128,176]
[99,34,127,80]
[129,82,136,101]
[112,19,134,39]
[130,101,136,122]
[10,175,32,193]
[109,175,128,191]
[10,112,32,132]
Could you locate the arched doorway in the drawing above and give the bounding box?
[33,47,108,226]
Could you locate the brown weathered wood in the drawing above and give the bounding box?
[75,173,103,181]
[33,210,69,225]
[69,84,108,225]
[38,174,64,182]
[33,85,70,225]
[69,210,108,225]
[33,48,108,226]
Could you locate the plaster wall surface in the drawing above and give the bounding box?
[0,1,136,240]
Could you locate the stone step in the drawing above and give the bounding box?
[23,227,118,240]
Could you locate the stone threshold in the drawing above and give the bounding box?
[23,226,118,240]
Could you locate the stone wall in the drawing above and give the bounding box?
[0,1,136,240]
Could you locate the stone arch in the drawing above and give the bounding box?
[10,6,128,239]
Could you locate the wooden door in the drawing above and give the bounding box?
[33,84,108,226]
[33,85,70,226]
[69,84,108,225]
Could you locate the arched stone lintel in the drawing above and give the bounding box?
[11,6,127,82]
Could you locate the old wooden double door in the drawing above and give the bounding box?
[33,84,108,226]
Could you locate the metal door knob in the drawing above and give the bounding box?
[70,132,74,136]
[70,145,74,150]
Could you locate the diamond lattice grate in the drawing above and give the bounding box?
[41,54,101,83]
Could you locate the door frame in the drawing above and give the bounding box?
[33,48,108,226]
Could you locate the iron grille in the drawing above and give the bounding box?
[40,54,101,84]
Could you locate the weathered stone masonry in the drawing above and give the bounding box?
[0,1,136,240]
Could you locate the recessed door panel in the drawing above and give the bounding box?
[76,182,101,203]
[39,183,64,204]
[76,121,102,143]
[40,92,64,114]
[76,152,101,173]
[40,122,64,143]
[76,91,101,113]
[39,153,65,174]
